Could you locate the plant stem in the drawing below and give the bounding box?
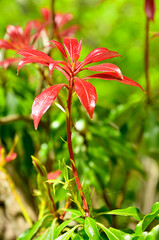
[0,167,33,227]
[145,17,150,102]
[50,0,62,44]
[50,0,55,40]
[66,78,89,216]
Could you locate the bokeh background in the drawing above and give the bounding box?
[0,0,159,239]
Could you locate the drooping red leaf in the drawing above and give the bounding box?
[17,49,55,73]
[5,152,17,162]
[50,40,68,59]
[83,63,123,80]
[32,84,65,129]
[118,76,145,91]
[74,77,97,119]
[17,57,50,74]
[63,38,82,62]
[80,48,120,67]
[84,73,145,91]
[47,170,61,180]
[17,49,53,62]
[145,0,155,21]
[0,58,19,69]
[0,40,15,49]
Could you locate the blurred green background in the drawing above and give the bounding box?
[0,0,159,237]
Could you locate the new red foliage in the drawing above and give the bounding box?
[17,38,144,129]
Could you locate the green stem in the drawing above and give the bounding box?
[0,167,33,227]
[66,78,89,216]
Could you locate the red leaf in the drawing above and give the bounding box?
[54,64,70,80]
[17,49,55,73]
[0,58,19,69]
[5,152,17,162]
[63,38,82,62]
[41,8,50,22]
[0,40,15,49]
[84,73,145,91]
[49,62,57,76]
[74,77,97,119]
[145,0,155,21]
[83,63,123,80]
[18,49,53,62]
[47,170,61,180]
[7,25,24,47]
[17,57,50,74]
[118,76,145,91]
[32,84,65,129]
[50,40,68,59]
[80,48,120,67]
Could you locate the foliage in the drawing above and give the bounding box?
[0,0,159,239]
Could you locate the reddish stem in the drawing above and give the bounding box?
[50,0,55,40]
[145,17,150,102]
[66,77,89,216]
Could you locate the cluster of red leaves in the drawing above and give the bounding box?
[0,9,78,69]
[41,8,78,37]
[0,21,42,68]
[17,38,144,130]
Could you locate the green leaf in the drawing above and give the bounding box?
[135,232,149,240]
[97,207,143,221]
[109,227,133,239]
[135,202,159,235]
[55,225,80,240]
[54,216,82,238]
[146,225,159,240]
[17,214,52,240]
[97,223,120,240]
[45,218,57,240]
[35,229,50,240]
[58,159,69,182]
[32,156,47,178]
[73,235,83,240]
[84,217,101,240]
[60,209,84,223]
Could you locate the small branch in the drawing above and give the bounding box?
[145,17,151,102]
[60,197,71,220]
[0,114,32,124]
[0,114,48,130]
